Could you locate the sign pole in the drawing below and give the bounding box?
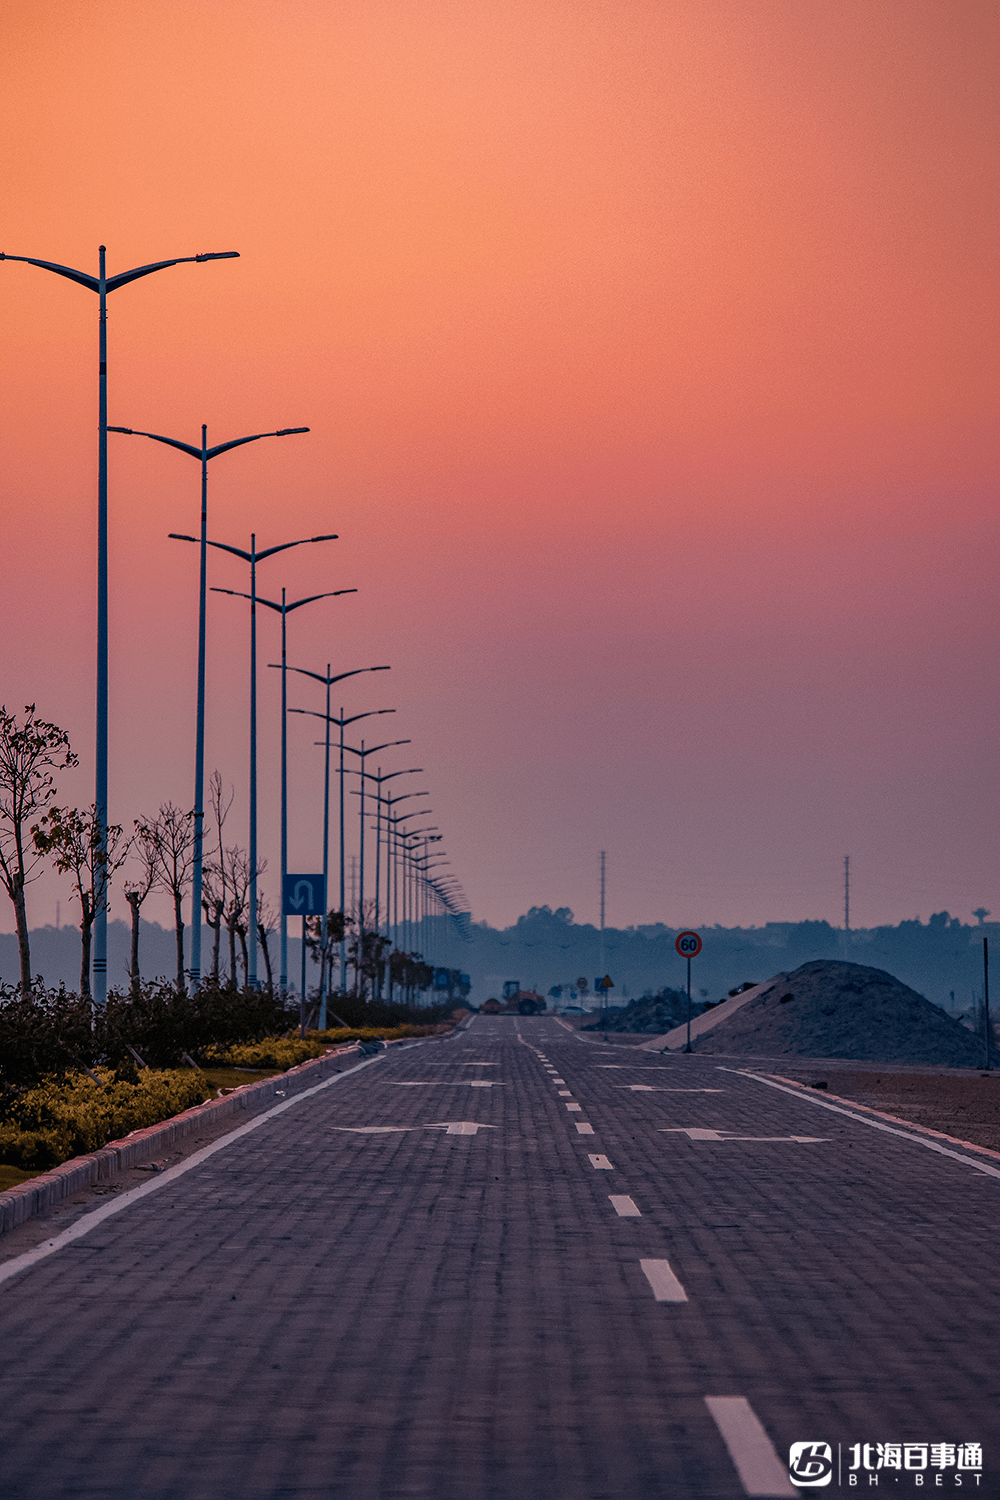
[686,955,692,1052]
[984,936,991,1071]
[301,915,308,1036]
[674,931,702,1054]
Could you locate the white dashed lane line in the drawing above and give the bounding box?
[609,1195,641,1217]
[565,1102,582,1112]
[640,1258,688,1302]
[557,1089,572,1096]
[704,1397,796,1497]
[588,1154,613,1169]
[575,1123,595,1135]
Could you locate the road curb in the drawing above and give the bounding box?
[0,1043,364,1237]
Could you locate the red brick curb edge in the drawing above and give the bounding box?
[0,1040,386,1238]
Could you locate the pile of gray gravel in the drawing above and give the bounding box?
[693,960,999,1066]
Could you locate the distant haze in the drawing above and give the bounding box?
[2,2,996,937]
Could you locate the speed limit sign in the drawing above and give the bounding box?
[675,931,702,957]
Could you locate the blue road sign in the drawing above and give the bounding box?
[282,874,326,916]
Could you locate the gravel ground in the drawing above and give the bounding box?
[744,1058,1000,1154]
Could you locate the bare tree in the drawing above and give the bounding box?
[201,771,233,982]
[124,820,159,997]
[202,859,226,982]
[224,845,251,989]
[257,894,277,994]
[0,705,77,990]
[32,805,127,998]
[136,804,195,990]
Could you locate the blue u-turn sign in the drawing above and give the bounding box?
[282,874,327,915]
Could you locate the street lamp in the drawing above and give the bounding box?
[342,739,410,992]
[285,668,391,1019]
[2,245,239,1002]
[370,789,430,997]
[211,575,353,989]
[290,695,395,1001]
[110,421,309,985]
[354,767,425,998]
[171,528,342,985]
[384,809,435,976]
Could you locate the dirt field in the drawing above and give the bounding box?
[751,1060,1000,1154]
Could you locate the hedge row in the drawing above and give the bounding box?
[0,1067,212,1171]
[0,981,299,1087]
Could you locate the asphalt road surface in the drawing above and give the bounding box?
[1,1014,997,1499]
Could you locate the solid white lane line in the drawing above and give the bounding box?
[640,1258,688,1302]
[704,1396,795,1497]
[732,1070,1000,1180]
[588,1154,614,1169]
[661,1127,827,1142]
[565,1102,582,1111]
[575,1122,595,1135]
[609,1194,641,1216]
[0,1054,381,1290]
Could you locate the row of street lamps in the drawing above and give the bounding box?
[3,242,468,1003]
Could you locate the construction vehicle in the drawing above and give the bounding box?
[502,980,546,1015]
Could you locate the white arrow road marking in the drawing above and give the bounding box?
[704,1397,796,1497]
[661,1128,827,1142]
[640,1258,688,1302]
[609,1194,641,1217]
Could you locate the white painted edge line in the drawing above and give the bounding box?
[704,1396,795,1497]
[0,1054,381,1290]
[609,1194,641,1216]
[728,1069,1000,1182]
[640,1257,688,1302]
[575,1122,595,1135]
[588,1154,614,1169]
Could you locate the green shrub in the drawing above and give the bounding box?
[309,1024,447,1044]
[0,1068,211,1171]
[206,1037,325,1070]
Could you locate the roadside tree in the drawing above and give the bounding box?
[32,804,127,998]
[0,705,77,990]
[137,803,195,990]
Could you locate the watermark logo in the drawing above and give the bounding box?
[789,1443,833,1487]
[789,1442,983,1488]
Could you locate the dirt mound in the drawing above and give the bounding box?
[693,960,1000,1066]
[583,989,691,1033]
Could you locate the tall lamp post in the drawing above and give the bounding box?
[213,578,353,989]
[384,808,435,985]
[171,529,342,985]
[1,245,239,1002]
[110,422,309,985]
[284,669,393,1023]
[353,767,424,998]
[342,740,410,992]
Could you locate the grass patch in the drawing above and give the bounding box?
[307,1024,450,1045]
[0,1163,35,1191]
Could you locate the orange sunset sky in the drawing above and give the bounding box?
[1,0,998,936]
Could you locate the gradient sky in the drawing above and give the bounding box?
[1,0,998,940]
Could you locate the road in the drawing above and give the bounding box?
[0,1014,997,1498]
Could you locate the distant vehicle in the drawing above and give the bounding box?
[502,980,546,1015]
